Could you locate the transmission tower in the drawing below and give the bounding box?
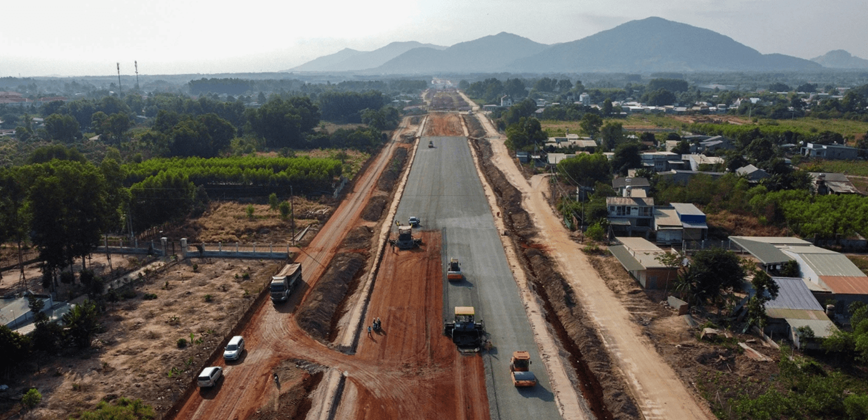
[135,61,140,90]
[116,62,122,97]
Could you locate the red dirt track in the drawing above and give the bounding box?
[335,232,489,419]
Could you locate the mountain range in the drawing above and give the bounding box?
[290,17,868,75]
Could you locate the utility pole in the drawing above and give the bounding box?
[116,63,122,97]
[290,186,296,245]
[135,61,140,91]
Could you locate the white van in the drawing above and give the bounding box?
[223,336,245,361]
[197,366,223,388]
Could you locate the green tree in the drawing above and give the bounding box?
[0,169,31,282]
[746,271,781,329]
[602,99,613,116]
[580,113,603,138]
[28,160,111,272]
[128,172,196,232]
[0,325,31,375]
[247,97,320,149]
[655,251,682,292]
[644,89,676,106]
[268,193,279,211]
[503,78,527,99]
[557,153,611,186]
[505,117,546,151]
[600,122,623,150]
[63,300,101,348]
[557,79,573,92]
[611,142,641,175]
[679,248,746,312]
[44,113,81,143]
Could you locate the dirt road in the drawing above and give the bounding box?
[333,232,489,419]
[474,113,712,419]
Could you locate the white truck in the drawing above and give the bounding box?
[271,263,302,303]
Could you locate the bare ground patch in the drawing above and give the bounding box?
[249,359,326,420]
[377,147,409,192]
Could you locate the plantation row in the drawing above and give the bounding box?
[122,156,343,189]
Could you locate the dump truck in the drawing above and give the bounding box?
[270,263,302,303]
[443,306,485,352]
[446,258,463,281]
[389,225,422,249]
[510,351,537,387]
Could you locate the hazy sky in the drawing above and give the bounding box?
[3,0,867,77]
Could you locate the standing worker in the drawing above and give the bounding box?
[367,325,372,337]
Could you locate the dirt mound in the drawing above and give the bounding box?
[361,196,388,222]
[341,226,374,250]
[471,137,641,419]
[377,147,409,192]
[462,115,486,138]
[296,253,367,343]
[470,139,534,238]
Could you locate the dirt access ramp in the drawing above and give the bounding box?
[470,112,712,419]
[424,112,465,137]
[332,231,489,420]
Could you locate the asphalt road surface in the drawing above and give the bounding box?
[394,135,560,420]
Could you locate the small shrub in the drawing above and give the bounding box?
[192,263,199,272]
[60,271,75,284]
[176,338,187,348]
[586,223,605,242]
[22,388,41,410]
[241,272,250,280]
[243,289,250,298]
[143,293,158,300]
[246,204,255,219]
[121,289,137,300]
[204,294,213,303]
[167,315,181,326]
[581,244,604,255]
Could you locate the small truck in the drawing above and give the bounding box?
[270,263,302,303]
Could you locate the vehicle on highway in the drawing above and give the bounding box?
[389,225,422,249]
[409,216,420,227]
[446,258,463,281]
[510,351,537,387]
[444,306,485,352]
[428,140,434,148]
[197,366,223,388]
[271,263,302,303]
[223,336,245,361]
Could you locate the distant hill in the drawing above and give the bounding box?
[290,41,445,72]
[290,48,364,72]
[508,17,820,73]
[370,32,549,74]
[811,50,868,69]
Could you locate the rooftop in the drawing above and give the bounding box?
[606,197,654,207]
[654,208,682,228]
[818,276,868,295]
[612,177,650,189]
[671,203,704,216]
[766,277,823,311]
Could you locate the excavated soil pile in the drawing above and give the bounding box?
[341,226,374,250]
[249,360,325,420]
[296,253,367,343]
[462,115,486,138]
[377,147,409,192]
[471,139,533,237]
[361,196,388,222]
[471,137,641,420]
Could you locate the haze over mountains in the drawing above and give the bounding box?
[290,17,866,75]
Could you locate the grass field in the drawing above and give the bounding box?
[800,159,868,177]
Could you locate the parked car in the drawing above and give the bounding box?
[197,366,223,388]
[223,336,245,361]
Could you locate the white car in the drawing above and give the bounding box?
[197,366,223,388]
[223,336,245,361]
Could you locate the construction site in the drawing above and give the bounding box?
[2,88,793,420]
